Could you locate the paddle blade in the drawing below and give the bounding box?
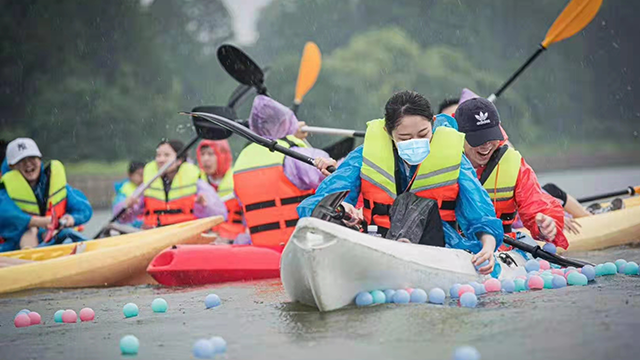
[541,0,602,48]
[294,42,322,104]
[217,44,265,89]
[191,106,237,140]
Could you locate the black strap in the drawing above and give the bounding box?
[281,194,311,205]
[503,224,513,234]
[249,219,298,234]
[232,219,244,224]
[479,145,509,186]
[279,136,297,148]
[153,209,186,215]
[40,163,52,216]
[245,200,276,212]
[440,200,457,211]
[499,211,516,221]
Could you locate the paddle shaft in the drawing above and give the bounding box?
[488,46,546,102]
[577,186,638,203]
[301,126,365,138]
[502,236,593,268]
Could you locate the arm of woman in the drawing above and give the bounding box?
[0,189,33,250]
[62,185,93,226]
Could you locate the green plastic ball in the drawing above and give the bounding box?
[514,278,526,292]
[123,303,139,318]
[151,298,168,313]
[567,272,588,286]
[603,262,618,276]
[120,335,139,355]
[542,274,554,289]
[54,309,64,323]
[370,290,386,304]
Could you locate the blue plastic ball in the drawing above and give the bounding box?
[205,294,221,309]
[15,309,30,319]
[603,262,618,275]
[552,275,567,288]
[123,303,139,318]
[525,259,540,272]
[475,260,490,271]
[449,284,462,298]
[355,291,373,306]
[209,336,227,354]
[615,259,627,273]
[469,282,486,295]
[543,242,557,254]
[120,335,140,355]
[383,289,396,303]
[460,292,478,308]
[501,279,515,293]
[392,290,411,304]
[624,261,639,275]
[192,339,215,359]
[527,271,540,278]
[370,290,386,304]
[428,288,446,304]
[453,346,481,360]
[581,265,596,281]
[410,288,428,303]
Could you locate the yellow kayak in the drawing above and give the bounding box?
[0,216,221,295]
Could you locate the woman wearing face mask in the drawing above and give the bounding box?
[298,91,504,276]
[116,139,227,228]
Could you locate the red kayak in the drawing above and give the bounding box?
[147,244,282,286]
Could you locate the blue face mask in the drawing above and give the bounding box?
[396,138,431,165]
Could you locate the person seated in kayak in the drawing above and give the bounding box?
[111,161,145,228]
[0,138,92,252]
[299,90,503,275]
[196,139,245,240]
[116,139,227,228]
[232,95,337,249]
[454,97,569,249]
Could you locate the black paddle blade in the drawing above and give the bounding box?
[311,190,350,223]
[191,106,237,140]
[322,137,355,160]
[217,44,265,93]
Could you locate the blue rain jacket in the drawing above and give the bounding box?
[112,179,143,228]
[0,159,93,252]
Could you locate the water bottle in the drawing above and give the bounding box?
[367,225,382,237]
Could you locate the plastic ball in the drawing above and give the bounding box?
[80,308,95,322]
[552,274,567,288]
[615,259,627,273]
[484,278,501,292]
[449,284,462,298]
[538,260,551,271]
[564,266,577,274]
[460,292,478,308]
[551,269,564,276]
[355,291,373,306]
[542,242,557,254]
[581,265,596,281]
[405,288,414,294]
[428,288,446,304]
[193,339,214,359]
[624,261,639,275]
[392,290,411,304]
[603,262,618,276]
[514,278,526,292]
[457,284,475,298]
[564,270,577,280]
[410,288,428,303]
[525,259,540,273]
[370,290,386,304]
[567,272,588,286]
[469,282,486,295]
[527,275,544,290]
[15,309,30,318]
[453,345,481,360]
[28,311,41,325]
[54,310,64,323]
[62,309,77,323]
[123,303,139,318]
[475,259,490,271]
[595,264,604,276]
[14,313,31,328]
[205,294,221,309]
[383,289,396,303]
[151,298,168,313]
[120,335,140,355]
[210,336,227,354]
[501,279,515,293]
[542,275,554,289]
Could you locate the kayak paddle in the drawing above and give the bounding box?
[577,185,640,203]
[217,44,268,96]
[487,0,603,102]
[293,41,322,114]
[300,126,365,138]
[227,66,271,109]
[502,236,594,268]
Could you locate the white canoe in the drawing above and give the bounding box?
[281,217,527,312]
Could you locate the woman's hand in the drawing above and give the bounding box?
[29,216,52,228]
[341,202,363,227]
[294,121,309,140]
[471,233,496,275]
[60,214,75,228]
[563,216,581,235]
[124,196,140,208]
[196,194,207,206]
[314,157,338,176]
[536,213,557,240]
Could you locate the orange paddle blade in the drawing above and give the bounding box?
[294,42,322,104]
[542,0,603,48]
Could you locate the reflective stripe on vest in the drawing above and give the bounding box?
[1,160,67,218]
[361,119,464,230]
[481,146,522,233]
[143,161,200,227]
[232,135,313,248]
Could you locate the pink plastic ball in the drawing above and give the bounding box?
[528,275,544,290]
[62,310,77,323]
[458,284,476,297]
[551,269,564,276]
[14,313,31,328]
[538,260,551,271]
[484,278,502,292]
[28,312,41,325]
[405,288,414,294]
[79,308,95,322]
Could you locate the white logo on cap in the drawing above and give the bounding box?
[475,112,490,126]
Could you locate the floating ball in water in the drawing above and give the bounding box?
[525,259,540,273]
[603,262,618,276]
[210,336,227,354]
[28,312,41,325]
[453,345,481,360]
[469,282,486,295]
[595,264,604,276]
[384,289,396,303]
[449,284,462,298]
[410,288,428,303]
[428,288,446,304]
[54,310,64,323]
[484,278,501,292]
[392,290,411,304]
[355,291,373,306]
[193,339,214,359]
[205,294,221,309]
[80,308,95,322]
[123,303,139,318]
[552,274,567,288]
[151,298,168,313]
[501,279,515,293]
[567,272,588,286]
[542,275,554,289]
[551,269,564,276]
[475,259,489,271]
[458,285,475,298]
[370,290,386,304]
[460,293,478,308]
[624,261,639,275]
[542,243,557,254]
[62,310,77,323]
[615,259,627,273]
[539,260,551,271]
[14,313,31,328]
[581,265,596,281]
[120,335,140,355]
[514,278,526,292]
[527,275,544,290]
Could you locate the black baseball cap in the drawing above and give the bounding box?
[455,97,504,147]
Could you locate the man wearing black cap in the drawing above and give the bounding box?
[455,97,569,250]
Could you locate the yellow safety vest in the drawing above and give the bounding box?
[480,146,522,232]
[1,160,67,216]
